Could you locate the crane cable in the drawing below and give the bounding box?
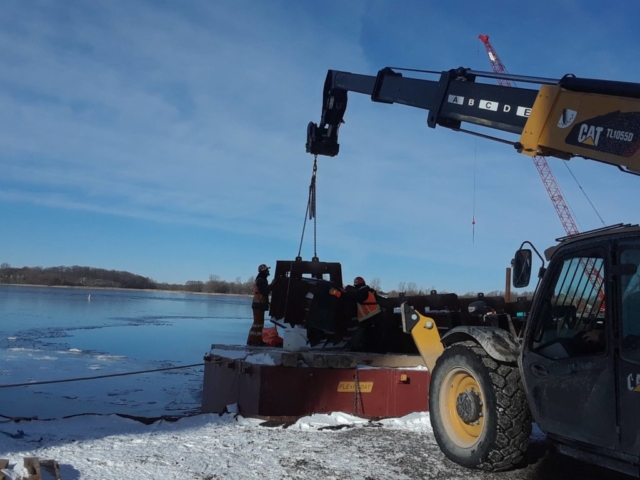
[471,41,480,243]
[296,155,319,261]
[478,36,605,231]
[472,138,477,243]
[562,162,607,227]
[284,155,319,324]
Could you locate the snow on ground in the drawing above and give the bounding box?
[0,412,632,480]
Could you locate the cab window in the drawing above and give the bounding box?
[620,241,640,362]
[532,253,606,359]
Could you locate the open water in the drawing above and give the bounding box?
[0,285,252,419]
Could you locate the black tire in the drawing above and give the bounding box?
[429,341,531,472]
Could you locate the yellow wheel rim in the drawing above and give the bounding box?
[439,367,485,448]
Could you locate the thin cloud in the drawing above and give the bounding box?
[1,1,638,291]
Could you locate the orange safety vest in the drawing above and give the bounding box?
[357,290,381,322]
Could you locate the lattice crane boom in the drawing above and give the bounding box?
[479,34,580,237]
[479,34,604,302]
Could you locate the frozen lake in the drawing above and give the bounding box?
[0,285,252,419]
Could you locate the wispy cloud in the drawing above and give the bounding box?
[1,0,638,291]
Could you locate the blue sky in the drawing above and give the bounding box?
[1,0,639,293]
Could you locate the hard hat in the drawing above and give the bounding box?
[354,276,366,287]
[258,264,270,272]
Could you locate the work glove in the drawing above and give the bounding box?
[329,288,342,298]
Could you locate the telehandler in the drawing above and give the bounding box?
[306,65,640,475]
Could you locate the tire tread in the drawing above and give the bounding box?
[431,340,532,472]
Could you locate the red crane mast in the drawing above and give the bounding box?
[479,34,579,237]
[479,35,604,305]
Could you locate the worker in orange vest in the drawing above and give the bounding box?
[329,276,384,351]
[247,264,282,347]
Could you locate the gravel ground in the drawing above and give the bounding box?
[324,428,633,480]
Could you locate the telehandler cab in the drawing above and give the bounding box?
[307,65,640,475]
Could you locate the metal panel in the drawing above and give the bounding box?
[201,359,430,418]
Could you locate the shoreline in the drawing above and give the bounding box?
[0,283,252,298]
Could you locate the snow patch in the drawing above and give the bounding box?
[209,348,278,365]
[379,412,432,431]
[245,353,276,365]
[209,348,249,360]
[290,412,370,430]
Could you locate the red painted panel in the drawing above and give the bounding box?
[259,367,430,417]
[202,361,431,418]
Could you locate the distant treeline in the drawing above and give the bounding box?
[0,264,256,295]
[368,279,532,299]
[182,275,255,295]
[0,264,531,298]
[0,264,157,290]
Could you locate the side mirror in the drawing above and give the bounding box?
[512,249,532,288]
